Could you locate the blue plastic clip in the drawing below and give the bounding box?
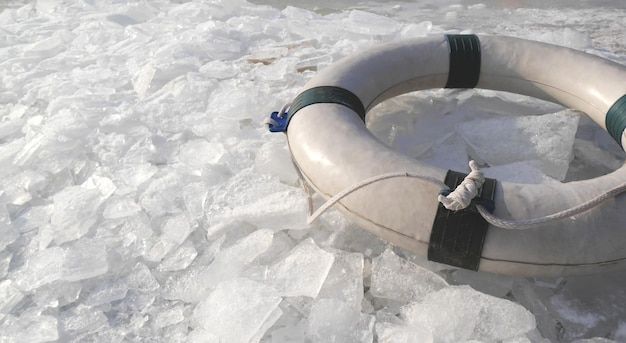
[267,110,291,133]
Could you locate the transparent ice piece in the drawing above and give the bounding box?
[266,238,334,298]
[370,249,448,302]
[192,278,281,343]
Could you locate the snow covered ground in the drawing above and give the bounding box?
[1,0,626,342]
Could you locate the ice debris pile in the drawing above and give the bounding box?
[1,0,626,342]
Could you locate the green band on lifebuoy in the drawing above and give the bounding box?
[428,170,496,271]
[445,34,481,89]
[606,94,626,148]
[289,86,366,121]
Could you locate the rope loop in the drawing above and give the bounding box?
[437,160,485,211]
[264,102,291,130]
[276,102,291,119]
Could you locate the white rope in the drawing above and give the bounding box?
[277,102,291,118]
[300,159,626,229]
[306,172,447,224]
[475,182,626,229]
[263,102,291,128]
[264,117,279,127]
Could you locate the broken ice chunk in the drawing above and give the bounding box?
[0,312,58,342]
[182,183,208,220]
[401,285,536,342]
[161,235,225,303]
[400,21,433,38]
[306,298,362,343]
[178,139,225,168]
[144,236,179,262]
[251,306,284,343]
[152,303,186,329]
[84,281,129,307]
[370,249,448,302]
[451,269,515,298]
[50,185,104,244]
[161,214,192,245]
[229,189,308,231]
[192,278,281,343]
[13,132,47,167]
[82,174,117,199]
[255,230,296,266]
[192,229,274,298]
[375,321,433,343]
[138,171,183,216]
[419,132,470,173]
[317,250,364,310]
[0,118,24,140]
[158,240,198,272]
[0,213,19,251]
[572,138,624,172]
[253,140,299,185]
[59,304,108,338]
[106,14,139,27]
[0,251,12,279]
[132,64,156,98]
[537,28,592,50]
[549,292,607,341]
[12,205,53,233]
[295,53,332,73]
[511,279,562,342]
[570,338,617,343]
[124,290,156,313]
[61,241,109,283]
[102,196,141,219]
[200,60,238,80]
[481,161,559,184]
[460,110,579,181]
[125,262,160,292]
[32,281,82,308]
[246,47,288,65]
[207,171,309,231]
[269,320,307,343]
[401,291,479,343]
[266,238,334,298]
[0,280,24,314]
[187,328,220,343]
[111,163,158,196]
[344,10,400,36]
[13,240,108,291]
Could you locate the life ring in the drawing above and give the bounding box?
[267,35,626,276]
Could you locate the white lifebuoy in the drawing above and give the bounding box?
[268,35,626,276]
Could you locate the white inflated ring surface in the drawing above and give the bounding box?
[285,35,626,276]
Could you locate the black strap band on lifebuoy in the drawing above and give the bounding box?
[290,86,366,121]
[606,94,626,148]
[428,170,497,271]
[445,34,481,89]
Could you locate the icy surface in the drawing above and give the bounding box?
[192,278,282,343]
[265,238,334,298]
[0,0,625,342]
[460,110,580,181]
[13,240,108,291]
[370,248,448,303]
[401,285,536,342]
[0,280,24,314]
[306,298,368,342]
[376,321,434,343]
